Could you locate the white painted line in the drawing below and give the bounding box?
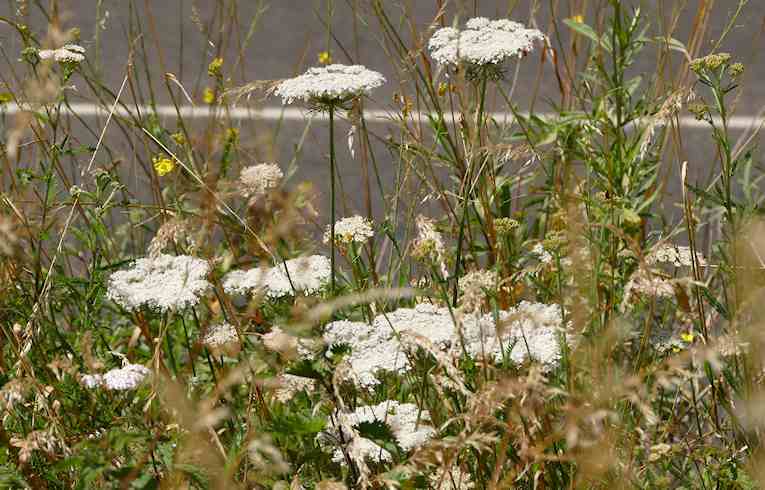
[1,102,762,130]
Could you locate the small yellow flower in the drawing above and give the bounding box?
[171,132,186,146]
[681,331,695,343]
[152,155,175,177]
[571,14,584,23]
[438,82,449,97]
[202,87,215,105]
[225,127,239,142]
[207,57,223,77]
[318,51,332,65]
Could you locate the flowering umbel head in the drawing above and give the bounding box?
[428,18,545,80]
[274,64,385,110]
[324,215,374,247]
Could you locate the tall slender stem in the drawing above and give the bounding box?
[329,104,337,296]
[452,74,489,305]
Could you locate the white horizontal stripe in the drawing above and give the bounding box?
[0,102,761,130]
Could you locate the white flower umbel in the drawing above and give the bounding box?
[265,255,332,298]
[224,255,331,299]
[324,320,409,388]
[222,267,269,296]
[274,64,385,106]
[107,254,211,312]
[80,374,103,389]
[325,304,455,387]
[458,301,568,367]
[320,400,436,464]
[39,44,86,64]
[240,163,283,200]
[202,322,240,356]
[648,244,707,267]
[323,215,374,246]
[429,17,545,69]
[102,364,151,391]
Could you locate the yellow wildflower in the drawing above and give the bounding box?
[152,156,175,177]
[203,87,215,105]
[208,57,223,77]
[171,132,186,146]
[571,14,584,23]
[318,51,332,65]
[681,331,695,343]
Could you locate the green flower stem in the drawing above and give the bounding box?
[329,104,337,296]
[452,73,489,305]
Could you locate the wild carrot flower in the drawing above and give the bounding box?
[102,363,151,391]
[224,255,331,299]
[202,322,240,356]
[107,254,211,312]
[458,301,569,367]
[38,44,86,64]
[428,18,545,70]
[320,400,435,463]
[648,244,707,267]
[323,215,374,245]
[274,64,385,107]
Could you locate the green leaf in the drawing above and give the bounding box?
[564,19,611,51]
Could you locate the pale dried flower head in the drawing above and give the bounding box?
[458,269,498,312]
[324,215,374,246]
[412,215,447,275]
[261,326,300,359]
[271,374,315,402]
[240,163,283,200]
[11,429,63,464]
[148,218,193,257]
[274,64,385,106]
[107,254,211,312]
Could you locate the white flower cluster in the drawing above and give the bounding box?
[274,64,385,105]
[459,301,568,366]
[319,400,435,463]
[648,244,707,267]
[324,215,374,245]
[81,364,151,391]
[107,254,211,312]
[324,302,569,387]
[428,18,545,67]
[38,44,86,64]
[223,255,331,299]
[240,163,283,199]
[202,322,239,349]
[532,243,553,264]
